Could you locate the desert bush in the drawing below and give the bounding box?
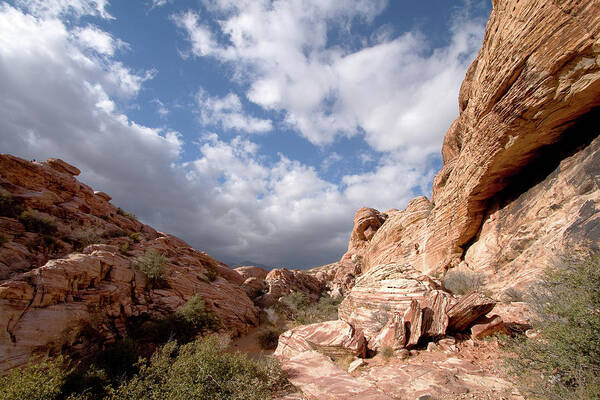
[0,356,70,400]
[71,229,103,251]
[257,327,284,350]
[503,251,600,399]
[0,194,25,218]
[118,242,131,256]
[129,232,141,243]
[0,233,8,246]
[379,345,394,360]
[107,337,292,400]
[136,250,168,286]
[178,294,220,333]
[18,209,57,235]
[442,269,485,295]
[282,291,310,311]
[276,292,343,325]
[502,287,525,303]
[26,234,63,254]
[116,208,136,221]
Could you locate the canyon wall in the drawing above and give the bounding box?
[338,0,600,294]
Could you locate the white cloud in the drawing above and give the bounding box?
[196,89,272,133]
[16,0,113,19]
[152,98,170,117]
[175,0,485,159]
[0,1,485,268]
[73,25,128,56]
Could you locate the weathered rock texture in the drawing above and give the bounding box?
[257,267,325,307]
[333,0,600,294]
[0,155,258,372]
[274,320,366,359]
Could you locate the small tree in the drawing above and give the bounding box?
[503,251,600,399]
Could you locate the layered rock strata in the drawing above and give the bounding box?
[327,0,600,294]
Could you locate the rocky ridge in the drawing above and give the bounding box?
[0,155,323,372]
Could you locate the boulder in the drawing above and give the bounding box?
[470,314,507,339]
[274,320,367,359]
[447,292,496,332]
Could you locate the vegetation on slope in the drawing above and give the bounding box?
[502,251,600,399]
[0,336,291,400]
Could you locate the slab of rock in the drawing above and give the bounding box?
[471,314,507,339]
[281,351,392,400]
[93,191,111,202]
[348,358,365,373]
[274,320,366,359]
[447,292,496,332]
[234,265,268,281]
[46,158,80,176]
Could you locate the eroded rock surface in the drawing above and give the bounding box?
[0,155,258,371]
[274,320,366,359]
[333,0,600,295]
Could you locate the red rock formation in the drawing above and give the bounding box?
[274,320,366,359]
[0,155,258,372]
[258,267,324,306]
[335,0,600,294]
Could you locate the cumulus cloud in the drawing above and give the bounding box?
[175,0,484,160]
[196,89,273,133]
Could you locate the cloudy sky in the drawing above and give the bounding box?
[0,0,491,268]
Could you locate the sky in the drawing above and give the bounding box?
[0,0,492,268]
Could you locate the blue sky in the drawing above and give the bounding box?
[0,0,491,268]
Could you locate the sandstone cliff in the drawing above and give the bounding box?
[335,0,600,293]
[0,155,259,372]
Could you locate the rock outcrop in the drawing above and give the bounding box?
[0,155,258,372]
[274,320,367,359]
[257,267,325,307]
[333,0,600,294]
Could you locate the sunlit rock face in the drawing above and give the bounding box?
[0,155,258,372]
[336,0,600,294]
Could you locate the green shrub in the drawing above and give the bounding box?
[380,345,394,360]
[0,356,70,400]
[257,327,284,350]
[107,337,292,400]
[282,291,310,311]
[0,194,25,218]
[442,269,485,295]
[136,250,168,286]
[276,292,343,325]
[129,233,141,243]
[119,242,131,256]
[18,209,57,235]
[178,294,220,333]
[503,251,600,399]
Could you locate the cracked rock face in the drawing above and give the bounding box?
[0,155,258,372]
